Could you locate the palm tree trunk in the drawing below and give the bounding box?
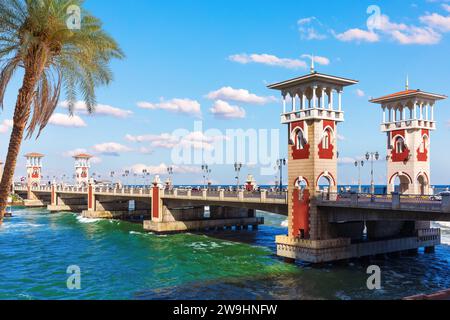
[0,57,44,222]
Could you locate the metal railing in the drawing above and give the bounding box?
[317,191,448,212]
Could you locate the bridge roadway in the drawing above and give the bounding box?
[14,185,289,215]
[317,193,450,222]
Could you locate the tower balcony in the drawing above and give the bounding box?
[380,119,436,132]
[281,108,344,124]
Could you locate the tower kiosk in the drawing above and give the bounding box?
[25,153,44,187]
[73,153,92,187]
[370,81,446,195]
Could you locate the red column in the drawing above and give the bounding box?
[51,184,56,206]
[87,183,95,211]
[292,188,310,239]
[152,183,161,221]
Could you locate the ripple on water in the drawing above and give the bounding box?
[1,208,450,300]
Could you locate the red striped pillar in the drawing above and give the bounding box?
[151,182,161,222]
[51,184,57,206]
[87,183,95,211]
[292,188,310,239]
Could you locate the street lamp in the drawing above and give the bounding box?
[366,151,380,195]
[167,166,174,188]
[276,158,287,192]
[354,160,364,193]
[201,165,211,189]
[234,162,243,190]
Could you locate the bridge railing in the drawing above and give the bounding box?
[318,191,449,213]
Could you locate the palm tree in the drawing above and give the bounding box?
[0,0,124,221]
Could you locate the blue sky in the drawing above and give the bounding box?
[1,0,450,186]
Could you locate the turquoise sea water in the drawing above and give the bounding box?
[0,207,449,300]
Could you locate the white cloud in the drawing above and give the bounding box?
[91,142,132,156]
[59,101,133,118]
[0,119,13,134]
[443,4,450,13]
[337,134,345,141]
[128,163,201,175]
[300,54,330,66]
[420,12,450,32]
[138,147,154,155]
[48,113,87,128]
[297,17,328,40]
[63,148,102,164]
[229,53,307,69]
[63,148,89,157]
[335,28,380,42]
[355,89,365,97]
[205,87,276,105]
[336,13,442,45]
[137,98,201,117]
[126,131,226,151]
[209,100,246,119]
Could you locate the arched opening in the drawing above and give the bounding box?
[417,174,429,196]
[395,136,405,153]
[294,177,308,190]
[391,173,411,194]
[296,129,306,150]
[318,175,331,192]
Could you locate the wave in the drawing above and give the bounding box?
[281,219,288,227]
[76,216,102,224]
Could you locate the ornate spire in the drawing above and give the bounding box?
[310,54,315,73]
[406,74,409,91]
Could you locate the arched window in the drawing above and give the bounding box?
[322,129,331,149]
[395,137,405,153]
[297,129,306,150]
[420,136,428,153]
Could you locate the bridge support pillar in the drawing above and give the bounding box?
[87,182,96,211]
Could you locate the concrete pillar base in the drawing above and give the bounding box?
[23,199,46,208]
[276,234,440,264]
[143,217,264,233]
[47,204,78,213]
[82,209,149,220]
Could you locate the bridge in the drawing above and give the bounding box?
[13,184,288,232]
[9,67,450,264]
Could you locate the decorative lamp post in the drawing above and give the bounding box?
[354,160,364,193]
[276,158,287,192]
[234,162,243,190]
[366,151,380,195]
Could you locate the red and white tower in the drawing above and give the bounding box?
[370,80,447,195]
[73,153,92,187]
[268,65,358,239]
[25,153,44,187]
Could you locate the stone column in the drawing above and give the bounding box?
[338,90,342,112]
[382,106,386,123]
[312,86,317,109]
[282,93,287,114]
[431,104,435,121]
[329,88,334,110]
[302,92,307,110]
[291,92,296,112]
[321,87,326,109]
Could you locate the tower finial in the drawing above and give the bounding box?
[406,74,409,91]
[310,54,315,73]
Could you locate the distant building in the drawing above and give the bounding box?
[25,153,44,187]
[73,153,92,187]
